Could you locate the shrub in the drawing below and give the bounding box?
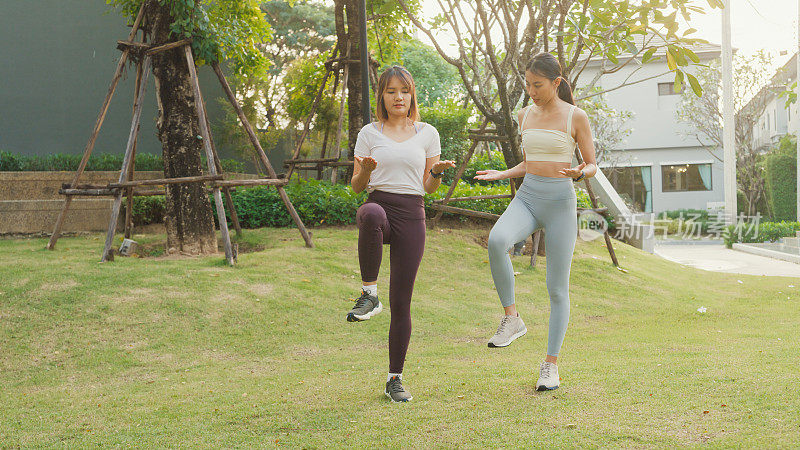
[419,99,472,185]
[120,178,598,229]
[126,196,167,226]
[763,147,797,222]
[0,151,243,173]
[722,220,800,248]
[461,151,509,186]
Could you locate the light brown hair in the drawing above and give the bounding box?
[375,65,420,122]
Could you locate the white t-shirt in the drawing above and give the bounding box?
[353,122,442,196]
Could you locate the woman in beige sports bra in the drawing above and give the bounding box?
[475,52,598,391]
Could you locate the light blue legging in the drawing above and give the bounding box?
[488,173,577,357]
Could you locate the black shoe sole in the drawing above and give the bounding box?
[536,385,559,391]
[346,313,362,322]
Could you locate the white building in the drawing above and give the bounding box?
[749,53,798,151]
[579,38,724,214]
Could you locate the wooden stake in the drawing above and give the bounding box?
[530,230,542,267]
[432,194,513,203]
[573,148,619,267]
[184,46,235,265]
[197,87,242,236]
[48,1,147,250]
[101,56,152,262]
[331,43,350,185]
[125,57,144,239]
[212,62,314,248]
[108,174,222,188]
[429,204,500,221]
[284,48,338,181]
[430,120,488,227]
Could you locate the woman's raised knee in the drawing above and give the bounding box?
[357,203,386,226]
[487,227,512,257]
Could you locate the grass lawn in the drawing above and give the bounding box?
[1,225,798,447]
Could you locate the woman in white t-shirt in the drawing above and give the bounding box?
[346,65,455,403]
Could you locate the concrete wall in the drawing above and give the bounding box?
[581,57,714,152]
[0,171,259,234]
[0,171,164,234]
[0,1,239,161]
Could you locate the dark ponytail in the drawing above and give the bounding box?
[527,53,574,105]
[557,76,575,105]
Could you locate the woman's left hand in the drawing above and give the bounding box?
[559,162,587,179]
[431,160,456,175]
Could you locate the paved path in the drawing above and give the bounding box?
[653,240,800,277]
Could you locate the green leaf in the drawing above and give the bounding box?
[683,48,700,63]
[642,47,657,63]
[686,72,703,97]
[666,49,677,71]
[674,70,684,94]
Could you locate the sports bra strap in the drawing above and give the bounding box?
[519,106,532,135]
[565,105,576,136]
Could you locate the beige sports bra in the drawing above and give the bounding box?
[519,105,577,163]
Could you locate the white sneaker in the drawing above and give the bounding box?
[487,314,527,348]
[536,361,559,391]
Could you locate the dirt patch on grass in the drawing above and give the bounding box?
[38,279,79,292]
[126,238,269,260]
[247,283,274,297]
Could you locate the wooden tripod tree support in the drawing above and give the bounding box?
[430,122,620,268]
[282,43,358,183]
[48,8,314,263]
[47,1,147,251]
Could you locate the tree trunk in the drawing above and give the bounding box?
[335,0,368,181]
[145,3,217,255]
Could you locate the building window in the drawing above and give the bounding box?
[604,166,652,212]
[658,82,683,96]
[662,163,712,192]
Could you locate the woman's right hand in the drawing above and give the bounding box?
[474,169,505,181]
[355,155,377,173]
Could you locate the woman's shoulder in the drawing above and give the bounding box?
[567,104,589,122]
[415,121,438,133]
[360,122,381,133]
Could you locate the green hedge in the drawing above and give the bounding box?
[0,151,245,173]
[657,209,714,235]
[419,100,472,185]
[127,178,596,228]
[763,153,796,222]
[460,151,509,186]
[723,220,800,248]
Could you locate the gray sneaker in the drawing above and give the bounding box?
[487,314,527,348]
[346,290,382,322]
[385,376,412,402]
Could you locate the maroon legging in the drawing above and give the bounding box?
[357,190,426,374]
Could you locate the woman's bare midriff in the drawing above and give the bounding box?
[525,161,572,178]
